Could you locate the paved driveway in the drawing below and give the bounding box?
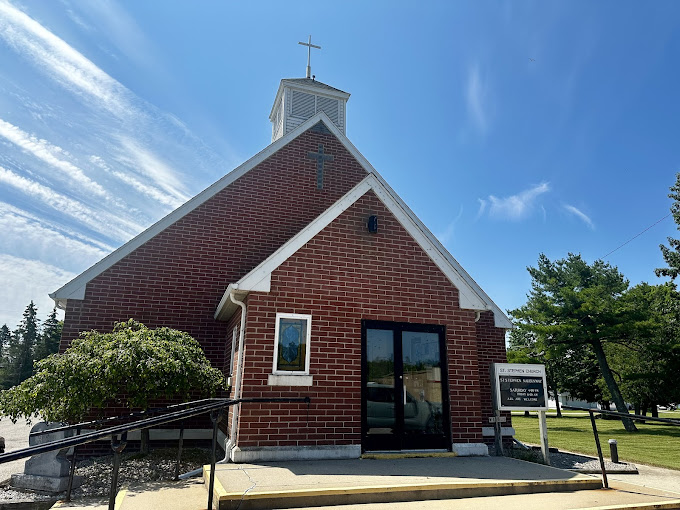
[0,416,34,482]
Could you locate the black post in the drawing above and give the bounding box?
[207,409,223,510]
[109,432,128,510]
[589,410,608,489]
[65,426,82,502]
[174,422,185,481]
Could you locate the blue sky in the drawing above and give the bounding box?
[0,0,677,328]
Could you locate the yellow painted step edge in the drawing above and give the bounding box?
[581,500,680,510]
[361,452,458,459]
[216,477,602,502]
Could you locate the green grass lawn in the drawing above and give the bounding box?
[512,413,680,471]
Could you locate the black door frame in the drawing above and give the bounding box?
[361,320,451,452]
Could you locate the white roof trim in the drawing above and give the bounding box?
[50,112,345,304]
[215,174,512,329]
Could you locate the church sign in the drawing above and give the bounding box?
[493,363,548,411]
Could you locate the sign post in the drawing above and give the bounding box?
[492,363,550,464]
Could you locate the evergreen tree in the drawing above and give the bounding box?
[34,308,63,361]
[657,173,680,279]
[0,324,11,387]
[12,301,39,386]
[511,253,638,431]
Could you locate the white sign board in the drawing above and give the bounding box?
[493,363,549,411]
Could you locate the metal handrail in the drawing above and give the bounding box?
[562,405,680,489]
[29,398,223,437]
[0,396,311,510]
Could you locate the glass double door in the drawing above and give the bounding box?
[361,320,450,452]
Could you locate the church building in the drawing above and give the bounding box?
[51,55,512,462]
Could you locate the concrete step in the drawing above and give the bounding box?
[49,479,209,510]
[206,457,604,510]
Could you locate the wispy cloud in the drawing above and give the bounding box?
[480,182,551,221]
[0,254,74,327]
[0,118,116,202]
[564,204,595,230]
[0,0,132,118]
[0,166,143,241]
[466,65,490,134]
[435,205,464,246]
[0,202,111,270]
[0,0,232,328]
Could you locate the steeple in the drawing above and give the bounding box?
[269,37,350,142]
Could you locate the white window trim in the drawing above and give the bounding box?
[272,312,312,376]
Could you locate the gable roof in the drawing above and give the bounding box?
[214,173,513,329]
[281,78,349,95]
[51,110,512,329]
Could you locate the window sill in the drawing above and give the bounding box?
[268,374,313,386]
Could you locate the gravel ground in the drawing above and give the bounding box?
[0,447,213,504]
[506,445,638,473]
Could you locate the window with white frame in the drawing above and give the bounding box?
[273,313,311,375]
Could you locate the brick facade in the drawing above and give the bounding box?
[58,122,508,454]
[234,191,486,448]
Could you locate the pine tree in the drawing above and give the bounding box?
[0,324,11,387]
[34,308,63,361]
[12,302,39,386]
[657,172,680,279]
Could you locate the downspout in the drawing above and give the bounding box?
[180,287,247,477]
[225,288,247,459]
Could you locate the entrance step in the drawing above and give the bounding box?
[207,456,602,510]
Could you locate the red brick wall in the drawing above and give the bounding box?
[60,126,368,373]
[475,310,511,442]
[234,191,485,449]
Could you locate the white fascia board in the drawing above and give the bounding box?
[51,112,343,305]
[214,284,249,321]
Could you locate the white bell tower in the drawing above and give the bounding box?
[269,36,350,142]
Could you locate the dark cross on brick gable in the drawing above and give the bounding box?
[308,144,334,189]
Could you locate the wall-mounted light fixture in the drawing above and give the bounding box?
[367,215,378,233]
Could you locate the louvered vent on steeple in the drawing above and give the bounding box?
[270,78,350,142]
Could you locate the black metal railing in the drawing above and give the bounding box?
[0,396,311,510]
[562,405,680,489]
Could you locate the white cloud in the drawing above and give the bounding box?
[435,205,464,246]
[564,204,595,230]
[89,156,183,208]
[116,137,190,203]
[0,166,143,241]
[466,65,490,134]
[0,118,116,202]
[482,182,551,221]
[0,254,73,328]
[0,0,132,118]
[0,202,111,270]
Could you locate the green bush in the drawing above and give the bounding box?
[0,320,225,424]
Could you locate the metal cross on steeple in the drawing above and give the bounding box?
[308,144,334,189]
[298,35,321,79]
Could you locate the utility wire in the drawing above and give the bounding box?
[601,213,672,259]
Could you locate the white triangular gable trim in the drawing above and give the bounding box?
[214,174,513,329]
[50,112,354,304]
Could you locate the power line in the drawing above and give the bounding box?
[601,213,672,259]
